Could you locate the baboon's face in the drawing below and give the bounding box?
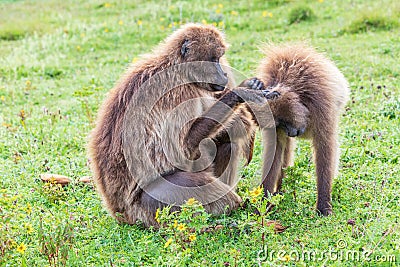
[273,91,309,137]
[202,55,228,92]
[179,32,228,92]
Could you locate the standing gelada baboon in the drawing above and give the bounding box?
[258,44,350,215]
[88,23,277,227]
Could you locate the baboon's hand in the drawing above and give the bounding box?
[231,88,280,105]
[238,77,264,90]
[262,90,280,100]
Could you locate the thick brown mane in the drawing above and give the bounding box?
[88,23,263,227]
[258,44,349,215]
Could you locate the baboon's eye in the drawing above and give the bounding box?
[181,39,190,58]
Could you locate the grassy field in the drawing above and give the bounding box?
[0,0,399,266]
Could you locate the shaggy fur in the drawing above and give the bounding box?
[88,24,270,227]
[258,44,350,215]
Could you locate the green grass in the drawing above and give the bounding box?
[288,5,316,25]
[0,0,399,266]
[342,12,399,34]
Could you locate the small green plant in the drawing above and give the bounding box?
[344,13,398,33]
[0,29,26,41]
[380,98,400,119]
[156,198,210,252]
[267,0,288,7]
[44,67,63,79]
[244,186,286,246]
[40,181,66,204]
[73,79,104,124]
[288,5,316,24]
[38,217,75,267]
[0,191,33,264]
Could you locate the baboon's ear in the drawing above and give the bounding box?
[181,39,190,58]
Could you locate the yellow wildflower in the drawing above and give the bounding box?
[177,223,186,231]
[249,186,263,198]
[189,234,196,242]
[137,20,143,26]
[24,223,34,234]
[318,0,324,2]
[282,255,291,262]
[16,243,26,254]
[104,28,109,33]
[262,11,273,18]
[155,208,160,222]
[132,57,138,63]
[218,21,224,27]
[0,96,4,101]
[231,10,238,16]
[25,80,31,86]
[186,198,197,206]
[118,20,124,25]
[80,33,85,38]
[8,239,17,249]
[164,238,173,248]
[173,220,178,228]
[104,3,111,8]
[26,203,32,214]
[49,176,57,184]
[14,155,22,163]
[201,19,207,25]
[216,9,221,14]
[250,198,258,204]
[160,17,165,21]
[218,4,223,8]
[229,248,238,255]
[76,45,81,51]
